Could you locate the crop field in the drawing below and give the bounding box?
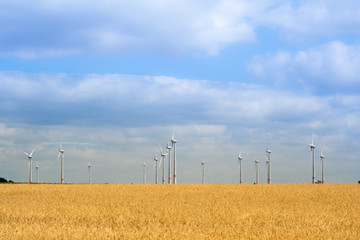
[0,184,359,239]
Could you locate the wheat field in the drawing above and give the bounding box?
[0,184,359,239]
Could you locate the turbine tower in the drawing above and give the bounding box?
[88,163,92,184]
[238,152,243,184]
[153,155,159,184]
[159,145,167,184]
[57,140,65,184]
[24,149,35,183]
[309,136,316,184]
[266,147,271,184]
[320,151,325,184]
[142,162,146,184]
[201,161,205,184]
[36,163,39,183]
[255,158,259,184]
[171,129,178,184]
[166,142,172,184]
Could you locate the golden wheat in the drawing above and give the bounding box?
[0,184,359,239]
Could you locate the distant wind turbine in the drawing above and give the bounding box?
[201,161,205,184]
[255,157,259,184]
[24,149,35,183]
[171,129,178,184]
[166,142,172,184]
[142,162,146,184]
[238,152,243,184]
[153,155,159,184]
[320,151,325,184]
[88,163,92,184]
[159,145,167,184]
[309,135,316,184]
[36,163,39,183]
[57,140,65,184]
[266,147,271,184]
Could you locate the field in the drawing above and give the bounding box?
[0,184,359,239]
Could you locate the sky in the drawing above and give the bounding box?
[0,0,359,184]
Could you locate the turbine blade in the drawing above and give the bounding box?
[24,152,29,157]
[57,152,61,161]
[311,135,314,145]
[30,149,35,157]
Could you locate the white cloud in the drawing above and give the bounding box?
[247,41,360,92]
[1,0,359,58]
[265,0,360,40]
[0,71,357,134]
[295,41,360,85]
[0,0,264,58]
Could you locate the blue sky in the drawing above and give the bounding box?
[0,0,359,184]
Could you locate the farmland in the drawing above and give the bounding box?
[0,184,359,239]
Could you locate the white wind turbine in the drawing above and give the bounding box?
[153,155,159,184]
[166,142,172,184]
[201,161,205,184]
[255,157,259,184]
[159,145,167,184]
[309,135,316,184]
[171,129,178,184]
[142,162,146,184]
[36,163,39,183]
[238,152,243,184]
[88,163,92,184]
[320,151,325,184]
[57,140,65,184]
[24,149,35,183]
[266,147,271,184]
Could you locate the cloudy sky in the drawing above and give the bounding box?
[0,0,359,184]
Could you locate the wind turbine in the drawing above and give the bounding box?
[266,147,271,184]
[166,142,172,184]
[57,140,65,184]
[153,155,159,184]
[201,161,205,184]
[171,129,178,184]
[36,163,39,183]
[309,135,316,184]
[24,149,35,183]
[142,162,146,184]
[238,152,243,184]
[88,163,92,184]
[320,151,325,184]
[159,145,167,184]
[255,157,259,184]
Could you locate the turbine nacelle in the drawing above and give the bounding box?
[238,152,243,161]
[309,135,315,149]
[201,161,205,165]
[159,145,167,157]
[171,129,178,144]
